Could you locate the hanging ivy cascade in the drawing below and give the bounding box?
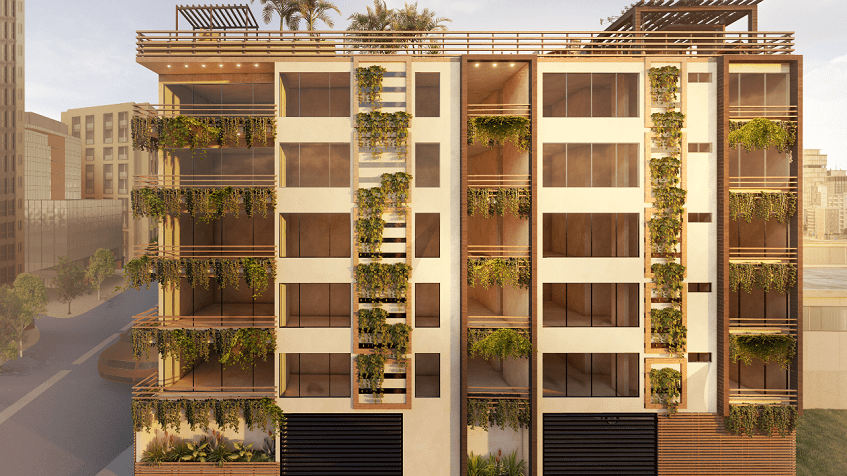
[467,116,531,151]
[131,398,286,434]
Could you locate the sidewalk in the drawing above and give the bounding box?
[0,326,40,368]
[95,445,133,476]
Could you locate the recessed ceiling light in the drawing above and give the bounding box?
[201,64,205,67]
[510,63,515,67]
[254,64,259,67]
[492,63,497,67]
[167,65,171,68]
[237,64,241,67]
[184,65,188,68]
[219,64,223,67]
[475,63,480,67]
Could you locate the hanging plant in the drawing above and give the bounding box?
[125,255,155,290]
[651,111,685,151]
[467,188,531,220]
[725,404,797,437]
[355,262,412,299]
[184,258,211,290]
[131,116,159,152]
[729,333,796,370]
[650,156,681,188]
[161,116,219,158]
[357,187,387,219]
[124,257,275,298]
[729,192,797,223]
[653,186,687,216]
[648,65,680,104]
[242,258,272,299]
[218,328,277,370]
[467,328,533,360]
[467,399,530,432]
[355,111,412,159]
[381,172,412,208]
[728,118,796,154]
[467,116,531,151]
[132,398,285,435]
[467,258,531,290]
[131,399,156,432]
[358,308,389,337]
[729,192,757,223]
[467,399,491,431]
[355,353,387,402]
[649,214,682,256]
[356,65,387,105]
[729,263,797,294]
[218,117,241,147]
[245,116,275,149]
[651,262,686,299]
[356,216,386,255]
[383,323,412,362]
[651,308,686,357]
[650,367,681,415]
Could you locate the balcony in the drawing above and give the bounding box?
[467,356,530,400]
[136,30,795,58]
[729,105,798,122]
[134,174,277,189]
[468,245,530,259]
[133,364,276,399]
[468,104,530,118]
[135,244,277,259]
[132,307,276,329]
[729,247,797,264]
[728,176,798,193]
[134,103,276,118]
[468,174,530,188]
[729,388,798,406]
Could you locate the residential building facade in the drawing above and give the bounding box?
[128,2,802,475]
[61,103,156,265]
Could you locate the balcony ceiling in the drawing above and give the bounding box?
[466,61,529,104]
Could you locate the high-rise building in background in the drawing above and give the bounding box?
[0,0,24,285]
[803,149,847,239]
[126,2,803,475]
[61,103,157,266]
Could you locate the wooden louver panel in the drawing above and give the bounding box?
[281,413,402,476]
[543,413,658,476]
[658,414,795,476]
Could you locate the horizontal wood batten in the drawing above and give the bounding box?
[134,462,280,475]
[658,413,795,476]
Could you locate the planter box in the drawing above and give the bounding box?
[134,462,279,475]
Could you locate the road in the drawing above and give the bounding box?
[0,286,157,476]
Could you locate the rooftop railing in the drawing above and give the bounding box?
[136,30,795,58]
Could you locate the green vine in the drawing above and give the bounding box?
[357,309,412,362]
[131,116,277,156]
[355,111,412,159]
[729,263,797,294]
[355,262,412,299]
[132,187,276,222]
[467,188,531,219]
[651,263,686,299]
[729,333,796,370]
[725,404,797,437]
[380,172,412,208]
[650,367,681,415]
[467,258,531,290]
[467,116,531,151]
[356,65,386,105]
[356,216,386,255]
[728,118,796,154]
[648,66,680,104]
[650,156,681,188]
[355,353,388,402]
[654,186,687,216]
[651,308,686,357]
[467,328,533,360]
[651,111,685,151]
[729,191,797,223]
[133,398,285,435]
[131,328,276,371]
[467,399,530,432]
[649,214,682,256]
[124,257,276,298]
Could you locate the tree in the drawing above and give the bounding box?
[346,1,450,53]
[391,2,451,33]
[347,0,393,31]
[51,257,91,315]
[0,273,47,359]
[86,248,116,301]
[250,0,301,30]
[296,0,341,31]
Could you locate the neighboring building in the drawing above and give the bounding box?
[60,103,156,265]
[802,268,847,409]
[0,0,24,284]
[22,112,122,275]
[127,2,803,475]
[814,207,841,240]
[803,148,847,238]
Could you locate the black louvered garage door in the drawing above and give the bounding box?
[281,413,402,476]
[544,413,657,476]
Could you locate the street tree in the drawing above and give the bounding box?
[0,273,47,359]
[52,257,91,315]
[86,248,116,301]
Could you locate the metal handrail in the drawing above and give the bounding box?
[134,244,277,259]
[729,247,797,263]
[134,103,276,118]
[468,245,531,259]
[468,316,530,329]
[133,174,277,188]
[468,104,530,118]
[132,308,277,329]
[468,175,530,188]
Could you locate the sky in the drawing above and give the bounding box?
[26,0,847,168]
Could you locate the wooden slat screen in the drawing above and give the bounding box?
[658,413,796,476]
[281,413,402,475]
[543,413,657,476]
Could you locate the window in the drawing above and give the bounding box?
[543,73,639,118]
[280,72,350,117]
[415,72,440,117]
[415,213,439,258]
[280,213,350,258]
[281,283,351,327]
[687,283,712,293]
[687,143,712,153]
[543,213,639,258]
[415,143,439,187]
[71,116,80,138]
[415,353,440,398]
[103,147,113,161]
[118,164,128,194]
[544,143,638,187]
[688,353,712,363]
[103,164,113,194]
[120,198,129,228]
[543,353,639,397]
[729,72,789,109]
[282,353,351,397]
[543,283,638,327]
[415,283,439,328]
[804,306,847,331]
[103,113,113,144]
[688,213,712,223]
[280,143,350,187]
[688,73,712,83]
[118,112,128,143]
[85,115,94,145]
[118,146,128,161]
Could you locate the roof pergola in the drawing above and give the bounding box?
[604,0,764,32]
[176,5,259,30]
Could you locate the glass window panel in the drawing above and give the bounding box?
[592,283,614,326]
[543,73,568,117]
[543,143,567,187]
[300,73,330,117]
[415,213,440,258]
[415,72,440,117]
[329,283,351,328]
[300,283,330,327]
[415,143,440,187]
[329,213,351,258]
[591,74,615,118]
[591,354,615,396]
[299,143,330,187]
[765,73,789,107]
[280,73,300,117]
[415,283,440,328]
[566,214,590,257]
[739,73,765,107]
[329,72,350,117]
[616,73,639,117]
[591,213,614,257]
[728,73,740,107]
[566,144,590,187]
[329,353,351,397]
[299,353,330,397]
[591,144,615,187]
[567,73,591,117]
[617,144,638,187]
[415,353,440,398]
[566,354,591,396]
[329,143,351,188]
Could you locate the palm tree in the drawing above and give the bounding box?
[391,2,450,53]
[296,0,341,31]
[347,0,394,52]
[250,0,302,31]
